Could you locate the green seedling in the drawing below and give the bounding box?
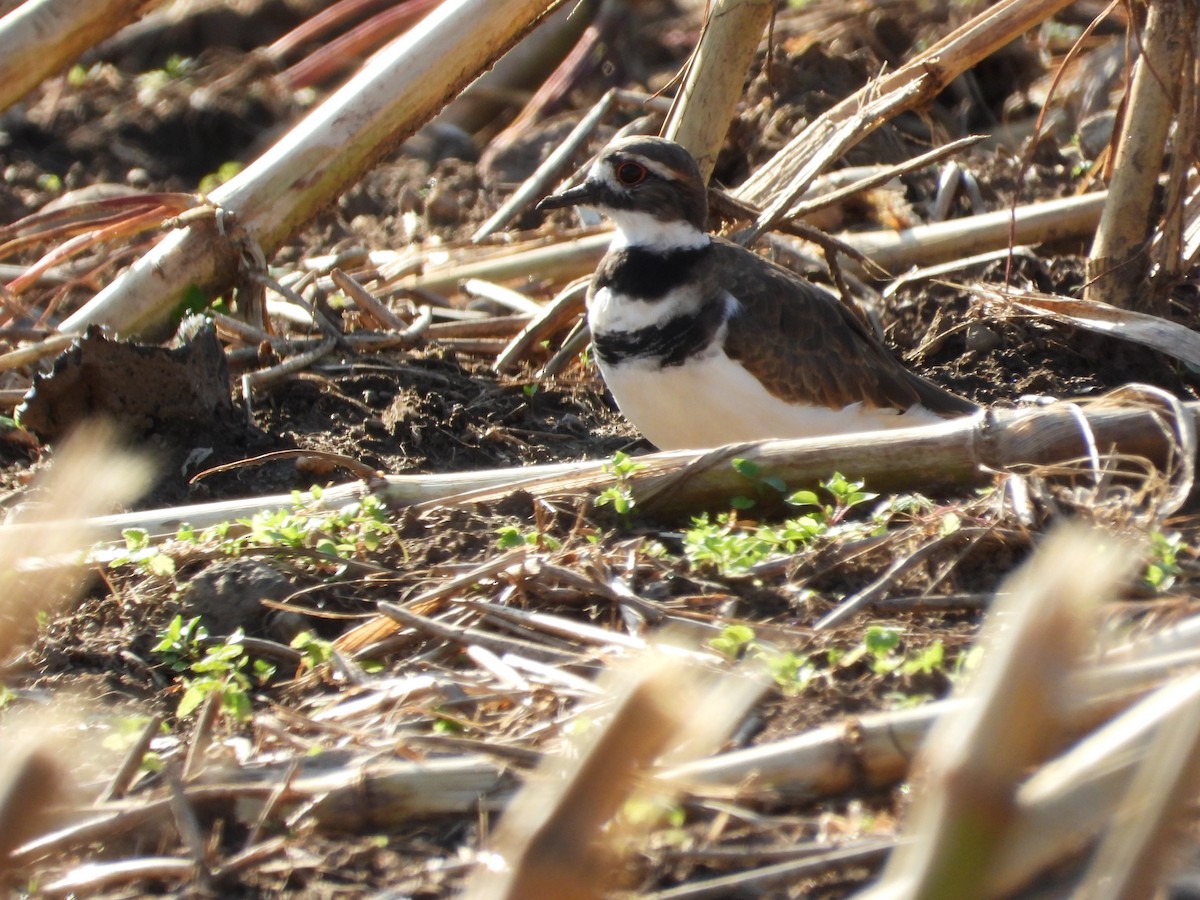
[684,473,893,576]
[730,457,788,510]
[113,528,177,577]
[113,491,393,581]
[199,490,393,561]
[35,173,62,193]
[1144,530,1184,593]
[496,523,561,552]
[290,631,335,669]
[152,614,208,673]
[710,623,756,659]
[836,626,948,678]
[760,650,816,695]
[152,615,275,722]
[199,160,244,194]
[684,511,824,576]
[595,450,646,517]
[709,624,815,695]
[787,472,878,526]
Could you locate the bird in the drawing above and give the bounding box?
[536,136,979,450]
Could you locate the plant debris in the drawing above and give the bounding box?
[2,1,1200,897]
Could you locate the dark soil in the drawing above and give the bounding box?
[1,1,1198,897]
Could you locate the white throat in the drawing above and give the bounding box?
[606,210,709,253]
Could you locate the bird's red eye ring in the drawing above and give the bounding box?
[614,161,647,186]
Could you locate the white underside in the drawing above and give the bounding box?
[600,351,946,450]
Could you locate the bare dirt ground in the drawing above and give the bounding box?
[2,0,1199,897]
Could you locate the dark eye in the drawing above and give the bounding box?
[615,161,647,186]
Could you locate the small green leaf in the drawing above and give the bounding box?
[732,458,759,478]
[864,625,902,656]
[939,513,962,536]
[786,490,820,507]
[710,623,756,659]
[122,529,151,552]
[145,554,176,577]
[900,641,945,676]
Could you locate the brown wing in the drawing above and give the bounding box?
[714,238,977,416]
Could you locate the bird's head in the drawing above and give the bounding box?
[537,136,709,250]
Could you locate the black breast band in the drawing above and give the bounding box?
[594,245,708,300]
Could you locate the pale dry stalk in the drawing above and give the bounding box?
[7,394,1196,547]
[1074,688,1200,899]
[663,0,775,182]
[989,670,1200,895]
[1087,0,1196,312]
[0,0,164,113]
[462,646,759,900]
[734,0,1080,209]
[59,0,568,337]
[0,422,151,882]
[862,526,1137,899]
[839,189,1106,274]
[401,187,1105,298]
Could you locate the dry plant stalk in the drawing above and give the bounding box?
[734,0,1079,209]
[840,191,1106,275]
[0,734,69,882]
[403,188,1103,300]
[1075,691,1200,898]
[989,670,1200,894]
[665,699,961,801]
[395,231,610,294]
[862,525,1139,899]
[0,0,164,113]
[442,1,597,135]
[60,0,569,337]
[463,642,760,900]
[984,284,1200,369]
[0,420,151,884]
[661,634,1190,809]
[1086,0,1196,313]
[0,420,152,656]
[275,0,440,91]
[662,0,775,182]
[4,394,1196,548]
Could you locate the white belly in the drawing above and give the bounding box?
[599,351,947,450]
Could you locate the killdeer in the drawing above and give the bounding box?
[537,136,979,450]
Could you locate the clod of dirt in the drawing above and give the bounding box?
[178,557,303,641]
[17,322,234,445]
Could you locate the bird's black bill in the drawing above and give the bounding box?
[536,183,597,211]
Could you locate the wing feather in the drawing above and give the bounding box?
[714,238,976,416]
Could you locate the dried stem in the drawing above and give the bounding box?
[1086,0,1195,312]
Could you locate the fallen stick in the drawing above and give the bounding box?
[4,397,1194,546]
[59,0,569,337]
[0,0,165,114]
[837,191,1107,275]
[734,0,1081,207]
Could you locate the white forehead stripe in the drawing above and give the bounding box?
[640,157,680,181]
[593,154,683,190]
